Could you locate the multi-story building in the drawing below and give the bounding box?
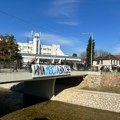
[18,32,64,56]
[17,32,81,64]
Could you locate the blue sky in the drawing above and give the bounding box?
[0,0,120,56]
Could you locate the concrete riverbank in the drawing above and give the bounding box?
[54,86,120,113]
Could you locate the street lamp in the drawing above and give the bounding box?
[81,32,94,70]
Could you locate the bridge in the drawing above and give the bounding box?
[0,65,87,100]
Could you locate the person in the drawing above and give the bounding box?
[12,59,18,72]
[27,61,32,73]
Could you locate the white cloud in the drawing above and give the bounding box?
[22,31,33,38]
[44,0,81,26]
[47,0,80,17]
[58,21,79,26]
[41,32,85,55]
[41,32,73,46]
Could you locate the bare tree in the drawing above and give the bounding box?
[94,49,110,58]
[80,51,86,61]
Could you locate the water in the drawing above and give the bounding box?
[0,88,48,117]
[0,88,120,120]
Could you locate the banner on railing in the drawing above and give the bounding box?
[31,65,71,78]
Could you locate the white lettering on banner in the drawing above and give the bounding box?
[31,65,71,78]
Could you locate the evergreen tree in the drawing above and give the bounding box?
[86,36,95,69]
[0,34,22,61]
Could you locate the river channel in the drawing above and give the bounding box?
[0,87,120,120]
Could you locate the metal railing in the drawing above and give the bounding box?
[0,60,94,73]
[0,61,27,73]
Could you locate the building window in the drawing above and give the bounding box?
[97,61,99,65]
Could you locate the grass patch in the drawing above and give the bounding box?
[101,72,120,75]
[82,87,120,94]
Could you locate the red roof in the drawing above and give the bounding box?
[115,54,120,60]
[95,54,119,61]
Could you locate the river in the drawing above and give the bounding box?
[0,87,120,120]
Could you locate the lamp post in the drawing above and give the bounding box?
[81,32,94,70]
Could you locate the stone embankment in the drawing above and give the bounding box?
[54,87,120,113]
[55,72,120,113]
[79,73,120,89]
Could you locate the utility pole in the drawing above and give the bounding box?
[91,33,93,70]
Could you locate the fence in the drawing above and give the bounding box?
[0,61,26,73]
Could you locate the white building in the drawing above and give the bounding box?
[41,44,64,55]
[93,54,120,71]
[18,32,65,56]
[18,32,81,64]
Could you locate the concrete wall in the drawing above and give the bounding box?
[24,79,56,100]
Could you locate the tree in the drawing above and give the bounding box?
[80,51,86,61]
[94,49,110,58]
[72,53,77,57]
[0,34,22,61]
[86,36,95,69]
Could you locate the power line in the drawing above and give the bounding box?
[0,9,59,34]
[0,10,38,29]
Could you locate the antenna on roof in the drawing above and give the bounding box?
[31,30,34,38]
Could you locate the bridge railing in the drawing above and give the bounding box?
[0,61,28,73]
[0,61,72,76]
[0,60,89,73]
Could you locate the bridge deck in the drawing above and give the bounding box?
[0,70,87,84]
